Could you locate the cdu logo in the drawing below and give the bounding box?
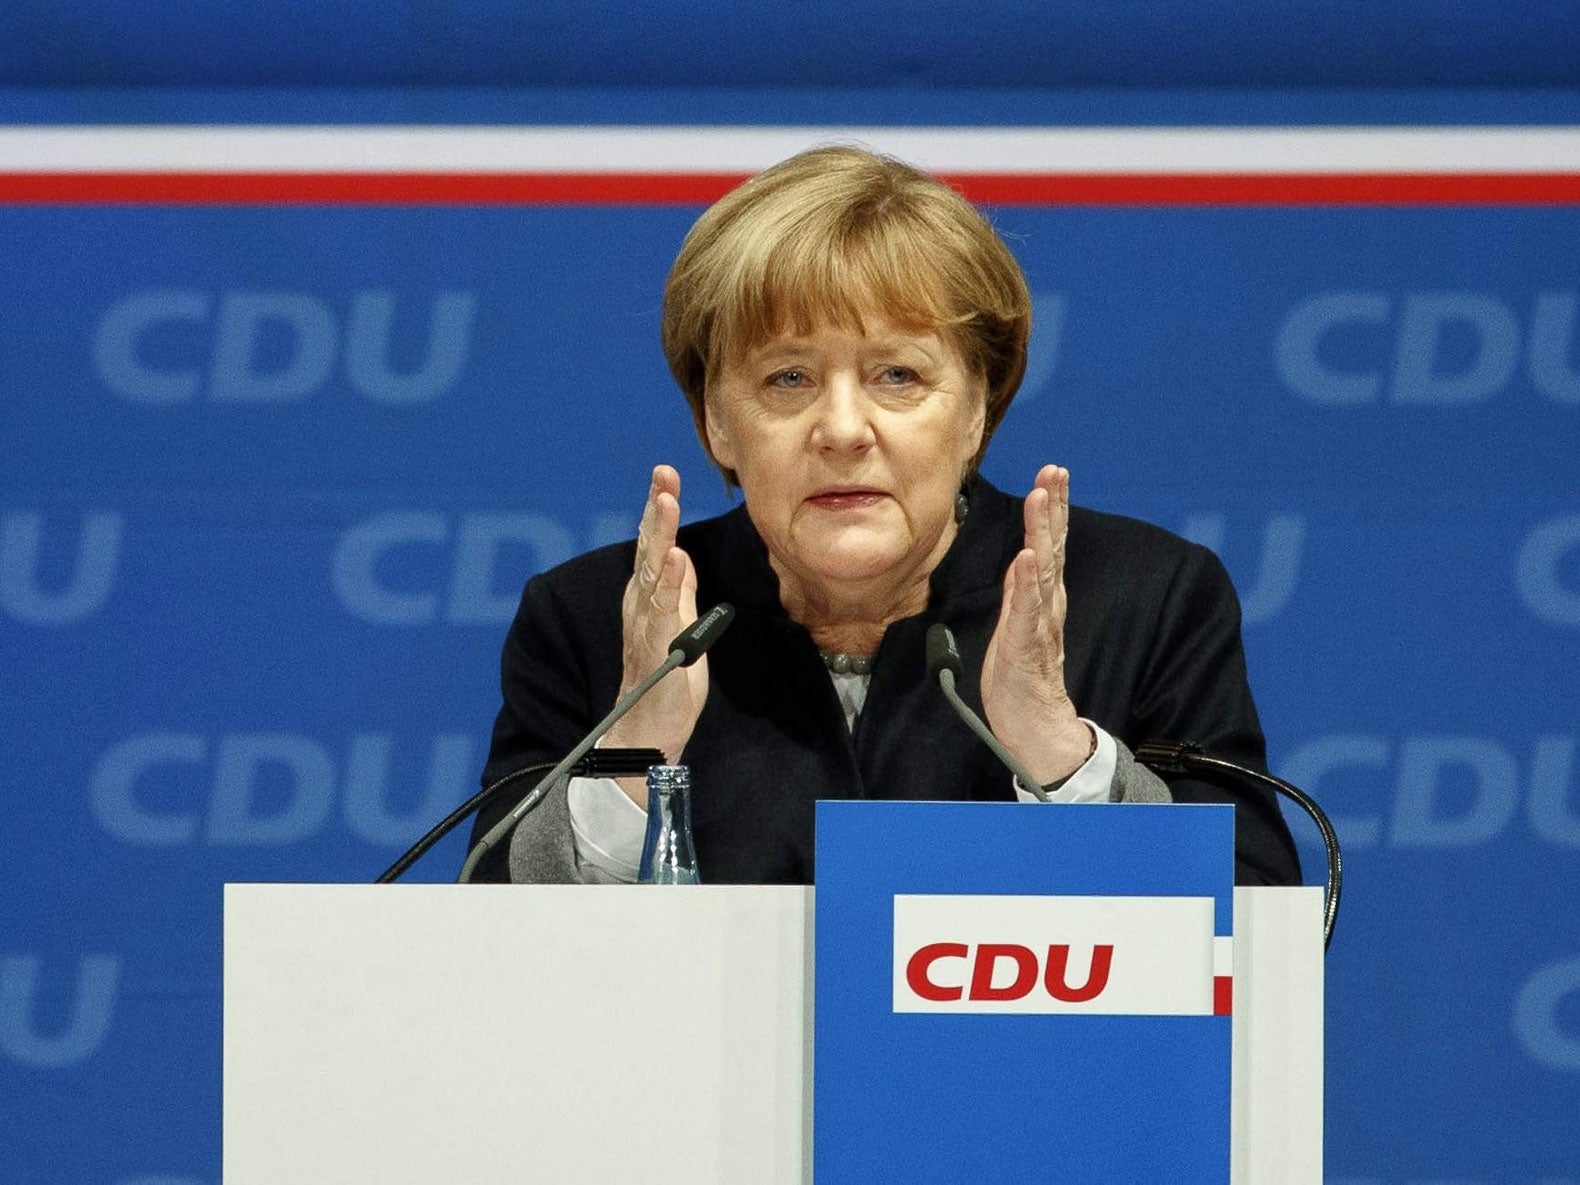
[89,731,477,847]
[1276,290,1580,405]
[92,289,476,404]
[1280,733,1580,850]
[1179,512,1306,625]
[0,954,119,1069]
[331,509,637,626]
[1514,954,1580,1073]
[892,894,1220,1015]
[1516,512,1580,628]
[905,942,1114,1005]
[1011,291,1067,402]
[0,511,122,625]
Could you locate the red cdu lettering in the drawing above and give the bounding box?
[968,943,1039,1001]
[905,942,968,1002]
[1044,944,1114,1003]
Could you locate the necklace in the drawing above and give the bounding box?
[819,650,874,676]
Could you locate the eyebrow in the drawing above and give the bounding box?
[748,334,945,364]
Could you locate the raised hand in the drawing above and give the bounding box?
[602,465,709,805]
[979,465,1094,787]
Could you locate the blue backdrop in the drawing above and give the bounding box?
[3,40,1580,1185]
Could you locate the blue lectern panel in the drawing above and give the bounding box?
[814,801,1234,1183]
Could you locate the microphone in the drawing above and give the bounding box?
[456,603,736,883]
[925,623,1051,802]
[375,746,663,883]
[1134,739,1343,951]
[673,601,736,664]
[924,626,1344,951]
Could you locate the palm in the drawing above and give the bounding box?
[979,466,1089,785]
[604,465,710,767]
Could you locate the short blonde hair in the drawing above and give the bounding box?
[661,145,1032,486]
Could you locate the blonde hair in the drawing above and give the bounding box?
[661,145,1032,485]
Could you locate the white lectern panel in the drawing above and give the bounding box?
[224,884,811,1184]
[225,883,1320,1183]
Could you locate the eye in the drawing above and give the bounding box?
[876,365,919,385]
[768,368,811,389]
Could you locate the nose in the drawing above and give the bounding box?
[811,373,876,455]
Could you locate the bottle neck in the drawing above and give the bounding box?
[640,765,699,884]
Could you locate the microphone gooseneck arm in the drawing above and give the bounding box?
[375,747,662,884]
[455,603,735,884]
[1133,739,1343,952]
[378,759,554,884]
[925,623,1051,801]
[935,668,1053,802]
[923,624,1342,952]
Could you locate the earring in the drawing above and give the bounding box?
[954,490,970,525]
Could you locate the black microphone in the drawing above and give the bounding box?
[925,623,1051,801]
[1134,739,1343,951]
[457,603,736,883]
[375,747,663,883]
[924,618,963,681]
[925,628,1344,951]
[672,601,735,665]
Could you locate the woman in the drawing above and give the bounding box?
[471,146,1300,886]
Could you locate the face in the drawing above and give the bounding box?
[706,317,986,607]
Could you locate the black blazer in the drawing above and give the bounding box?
[471,479,1300,886]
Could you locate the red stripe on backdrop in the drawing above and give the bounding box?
[1214,976,1233,1017]
[2,171,1580,206]
[949,172,1580,205]
[0,172,751,205]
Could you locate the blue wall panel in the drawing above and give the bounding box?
[2,85,1578,1184]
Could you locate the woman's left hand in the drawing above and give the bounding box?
[979,464,1095,786]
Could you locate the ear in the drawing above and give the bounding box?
[703,395,737,470]
[961,377,988,468]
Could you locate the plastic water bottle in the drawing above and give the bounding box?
[638,765,700,884]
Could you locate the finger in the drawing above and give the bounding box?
[638,494,681,616]
[1024,484,1057,586]
[1042,467,1070,637]
[651,465,682,554]
[652,463,681,501]
[650,488,680,557]
[634,470,662,588]
[1025,465,1068,576]
[634,466,682,591]
[677,548,699,621]
[1047,466,1068,577]
[997,548,1044,655]
[1047,465,1068,551]
[648,546,689,618]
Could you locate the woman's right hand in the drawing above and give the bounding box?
[602,465,709,806]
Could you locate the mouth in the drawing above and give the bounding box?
[805,487,887,511]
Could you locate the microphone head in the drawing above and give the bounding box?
[669,602,736,666]
[925,622,964,681]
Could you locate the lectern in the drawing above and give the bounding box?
[224,806,1322,1182]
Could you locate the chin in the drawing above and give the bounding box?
[803,540,909,585]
